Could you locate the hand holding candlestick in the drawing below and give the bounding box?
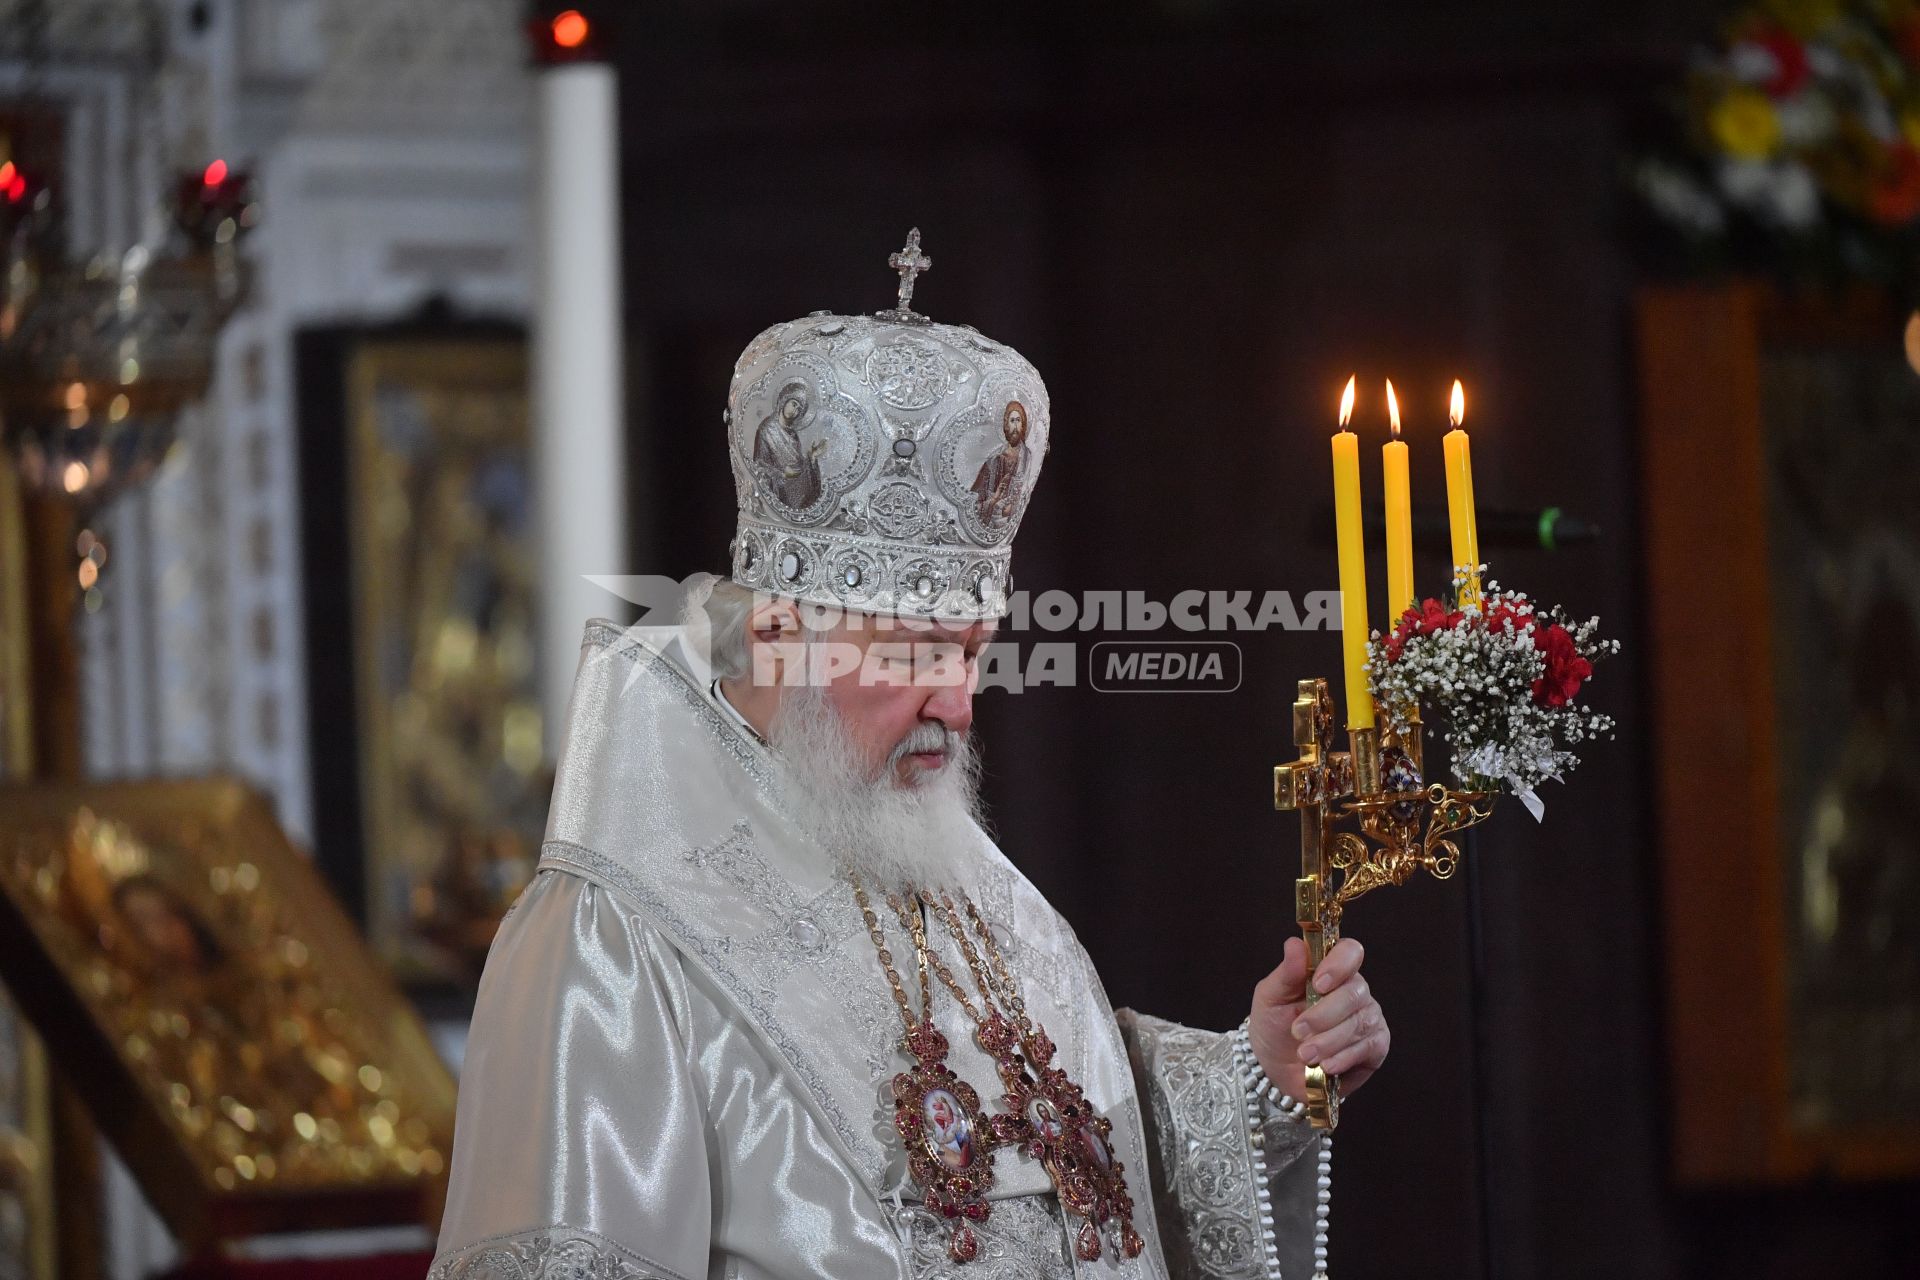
[1295,379,1492,1131]
[1273,374,1615,1280]
[1285,374,1614,1125]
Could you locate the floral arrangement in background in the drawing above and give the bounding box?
[1632,1,1920,295]
[1367,575,1619,820]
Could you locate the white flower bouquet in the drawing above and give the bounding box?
[1365,573,1619,820]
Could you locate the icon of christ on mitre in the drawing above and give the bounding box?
[429,231,1392,1280]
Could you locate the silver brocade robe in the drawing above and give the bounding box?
[429,621,1324,1280]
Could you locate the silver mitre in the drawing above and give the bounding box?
[725,229,1048,620]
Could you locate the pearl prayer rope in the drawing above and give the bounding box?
[1233,1020,1328,1280]
[1313,1137,1333,1280]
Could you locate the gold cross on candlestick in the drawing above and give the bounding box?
[1273,678,1355,1130]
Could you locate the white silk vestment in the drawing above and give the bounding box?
[429,621,1325,1280]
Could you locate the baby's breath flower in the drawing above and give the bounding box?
[1367,583,1616,805]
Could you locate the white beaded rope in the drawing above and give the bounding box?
[1313,1136,1332,1280]
[1231,1020,1309,1120]
[1231,1020,1325,1280]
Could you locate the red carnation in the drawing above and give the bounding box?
[1752,26,1810,99]
[1385,597,1465,660]
[1486,597,1535,635]
[1530,623,1593,708]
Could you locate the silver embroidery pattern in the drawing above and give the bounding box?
[427,1226,691,1280]
[887,1195,1076,1280]
[679,820,900,1088]
[1119,1013,1313,1280]
[580,622,770,785]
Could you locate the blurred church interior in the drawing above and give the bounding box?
[0,1,1917,1277]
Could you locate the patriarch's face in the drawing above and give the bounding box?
[784,612,994,788]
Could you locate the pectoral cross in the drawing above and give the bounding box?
[883,227,932,322]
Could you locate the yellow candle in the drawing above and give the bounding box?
[1382,379,1414,624]
[1331,376,1375,730]
[1442,379,1481,610]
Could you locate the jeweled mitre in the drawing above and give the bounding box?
[726,230,1049,620]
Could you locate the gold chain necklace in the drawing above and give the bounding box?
[912,888,1146,1262]
[849,874,995,1264]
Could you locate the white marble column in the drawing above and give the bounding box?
[533,59,629,747]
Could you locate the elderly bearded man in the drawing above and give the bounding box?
[429,235,1391,1280]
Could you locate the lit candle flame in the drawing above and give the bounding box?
[1385,379,1401,440]
[1450,379,1465,427]
[1338,375,1356,428]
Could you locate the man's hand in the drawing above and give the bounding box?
[1248,936,1389,1103]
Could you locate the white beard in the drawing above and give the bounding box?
[767,680,986,894]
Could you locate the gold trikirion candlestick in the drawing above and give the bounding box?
[1274,679,1492,1130]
